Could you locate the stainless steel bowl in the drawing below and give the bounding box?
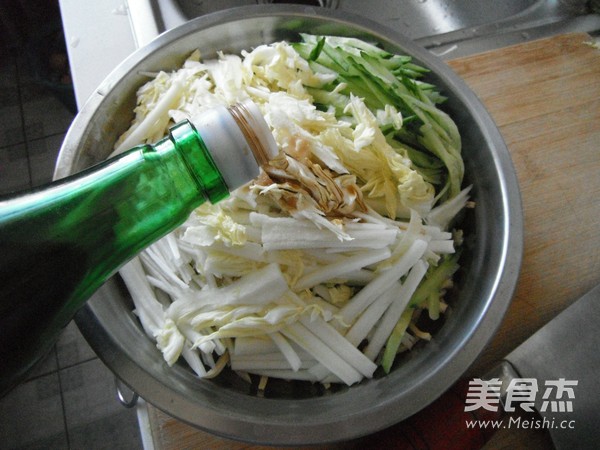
[55,5,523,445]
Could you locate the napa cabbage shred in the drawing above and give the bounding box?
[114,35,472,386]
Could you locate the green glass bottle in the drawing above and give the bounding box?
[0,100,277,396]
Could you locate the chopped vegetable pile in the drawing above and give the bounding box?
[115,35,472,386]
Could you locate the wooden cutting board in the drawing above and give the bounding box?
[144,33,600,450]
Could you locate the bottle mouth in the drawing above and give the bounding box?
[226,100,279,168]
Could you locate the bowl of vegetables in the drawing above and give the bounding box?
[55,5,522,445]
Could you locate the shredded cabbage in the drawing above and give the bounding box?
[116,35,472,386]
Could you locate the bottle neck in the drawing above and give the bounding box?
[166,120,229,204]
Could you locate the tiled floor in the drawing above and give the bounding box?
[0,3,143,449]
